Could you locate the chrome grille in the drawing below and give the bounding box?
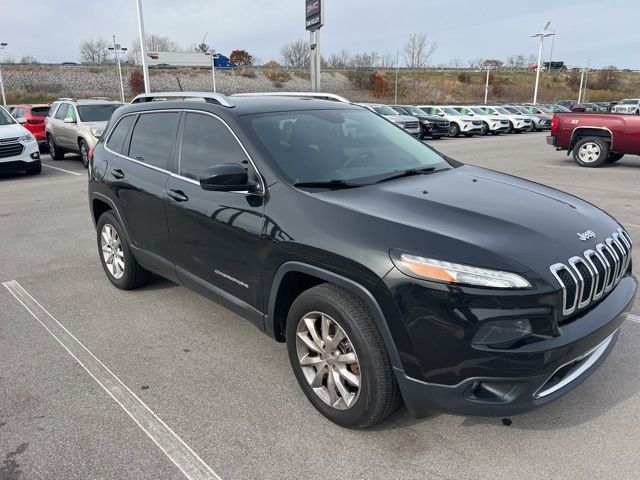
[0,141,24,159]
[403,121,419,129]
[550,228,632,318]
[437,121,450,127]
[472,120,482,126]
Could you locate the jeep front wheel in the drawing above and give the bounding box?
[573,137,609,167]
[286,283,400,429]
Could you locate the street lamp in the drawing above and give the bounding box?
[205,51,217,93]
[135,0,151,93]
[531,21,554,105]
[484,66,491,104]
[108,36,127,103]
[394,51,399,104]
[0,42,7,107]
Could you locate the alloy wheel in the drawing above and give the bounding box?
[100,224,125,279]
[80,141,89,168]
[578,142,601,163]
[295,311,361,410]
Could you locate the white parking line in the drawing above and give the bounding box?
[42,163,84,176]
[628,314,640,324]
[2,280,221,480]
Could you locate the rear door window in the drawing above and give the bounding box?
[106,115,135,154]
[54,103,68,120]
[127,112,180,170]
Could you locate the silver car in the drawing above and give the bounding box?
[358,104,421,136]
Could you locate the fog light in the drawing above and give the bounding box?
[472,319,532,346]
[30,152,40,159]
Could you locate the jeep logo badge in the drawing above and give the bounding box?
[577,230,596,242]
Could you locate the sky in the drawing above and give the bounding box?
[1,0,639,69]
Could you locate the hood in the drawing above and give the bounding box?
[450,115,476,122]
[313,165,621,283]
[0,122,30,139]
[83,121,109,129]
[385,114,419,123]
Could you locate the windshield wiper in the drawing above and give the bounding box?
[293,179,363,189]
[375,166,437,184]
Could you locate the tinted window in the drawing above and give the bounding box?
[247,109,448,184]
[31,107,50,117]
[54,103,68,120]
[179,113,249,180]
[0,107,14,126]
[77,104,121,122]
[128,112,180,170]
[106,115,135,154]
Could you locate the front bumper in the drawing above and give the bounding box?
[461,122,483,133]
[489,121,511,132]
[0,140,40,172]
[512,120,533,131]
[393,274,636,417]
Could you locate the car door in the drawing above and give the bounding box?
[164,111,266,322]
[50,102,68,145]
[106,111,181,279]
[59,104,79,149]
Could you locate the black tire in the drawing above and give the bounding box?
[47,135,65,160]
[606,152,625,163]
[463,133,474,137]
[572,137,609,168]
[480,122,489,135]
[25,161,41,175]
[430,135,442,140]
[447,123,460,137]
[79,139,89,168]
[508,121,515,133]
[491,131,501,135]
[96,212,151,290]
[286,283,401,429]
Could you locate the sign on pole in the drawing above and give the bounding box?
[305,0,323,31]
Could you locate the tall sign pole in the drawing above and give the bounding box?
[135,0,151,93]
[306,0,324,92]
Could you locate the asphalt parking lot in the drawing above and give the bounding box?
[1,132,639,480]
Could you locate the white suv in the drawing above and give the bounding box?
[478,106,532,132]
[452,106,511,135]
[418,105,483,137]
[0,106,41,175]
[612,99,640,114]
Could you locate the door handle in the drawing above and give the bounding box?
[167,189,189,202]
[110,168,125,179]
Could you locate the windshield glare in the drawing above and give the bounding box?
[77,104,121,122]
[0,107,15,126]
[247,110,449,184]
[470,108,487,115]
[371,105,398,115]
[442,107,462,116]
[404,106,425,116]
[621,99,639,104]
[494,107,511,115]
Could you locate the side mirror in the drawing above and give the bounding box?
[493,112,499,115]
[64,117,76,124]
[200,163,257,192]
[16,118,27,124]
[437,112,444,116]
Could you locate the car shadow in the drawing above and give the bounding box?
[137,275,180,292]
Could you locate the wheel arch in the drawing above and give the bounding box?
[266,261,403,370]
[569,127,613,152]
[90,192,127,236]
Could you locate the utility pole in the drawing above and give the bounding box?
[394,51,399,104]
[582,58,591,103]
[206,51,217,92]
[578,70,585,103]
[108,36,127,103]
[531,21,554,105]
[548,31,556,69]
[484,67,491,104]
[0,42,7,107]
[135,0,150,93]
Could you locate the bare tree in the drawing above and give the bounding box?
[131,34,181,54]
[448,58,463,68]
[352,52,379,69]
[79,38,111,64]
[402,33,437,69]
[280,39,310,68]
[20,55,39,64]
[467,57,484,69]
[593,65,622,91]
[379,52,396,69]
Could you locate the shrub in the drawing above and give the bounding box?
[265,70,291,88]
[370,70,388,98]
[238,68,257,78]
[129,69,145,96]
[458,72,472,83]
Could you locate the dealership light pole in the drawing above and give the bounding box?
[205,51,217,92]
[108,36,127,103]
[135,0,151,93]
[306,1,324,92]
[484,66,491,104]
[394,51,399,104]
[582,58,591,103]
[0,42,7,106]
[548,31,556,69]
[531,21,554,105]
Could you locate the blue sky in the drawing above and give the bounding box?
[2,0,638,69]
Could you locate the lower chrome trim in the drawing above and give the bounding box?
[533,331,617,399]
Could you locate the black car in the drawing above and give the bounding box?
[89,92,636,429]
[390,105,449,139]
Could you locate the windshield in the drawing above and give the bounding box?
[551,104,571,112]
[494,107,512,115]
[77,104,121,122]
[404,106,426,116]
[470,107,488,116]
[245,110,449,185]
[371,105,398,116]
[502,106,518,114]
[621,99,639,105]
[442,107,462,116]
[0,107,15,126]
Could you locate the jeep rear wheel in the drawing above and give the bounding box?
[573,137,609,167]
[286,283,400,429]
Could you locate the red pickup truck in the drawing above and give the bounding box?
[547,113,640,167]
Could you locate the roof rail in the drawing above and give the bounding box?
[130,92,234,108]
[57,97,76,102]
[232,92,351,104]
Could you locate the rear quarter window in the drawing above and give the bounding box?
[106,115,136,155]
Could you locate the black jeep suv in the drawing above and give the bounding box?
[89,92,636,429]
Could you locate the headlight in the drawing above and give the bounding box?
[18,133,35,142]
[90,127,104,138]
[393,253,532,288]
